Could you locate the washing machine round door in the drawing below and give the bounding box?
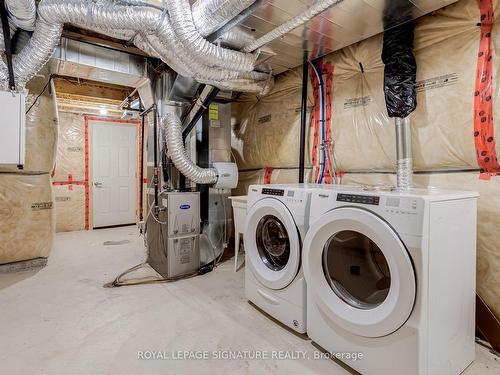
[303,207,416,338]
[245,198,301,290]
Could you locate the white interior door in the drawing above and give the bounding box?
[92,122,137,228]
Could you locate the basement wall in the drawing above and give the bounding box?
[232,0,500,320]
[0,75,57,265]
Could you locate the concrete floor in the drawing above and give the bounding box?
[0,226,498,375]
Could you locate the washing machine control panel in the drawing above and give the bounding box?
[337,193,380,205]
[262,188,285,196]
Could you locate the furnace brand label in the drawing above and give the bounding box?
[344,95,372,109]
[416,73,459,92]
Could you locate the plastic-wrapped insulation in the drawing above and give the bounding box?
[5,0,36,31]
[13,21,62,85]
[242,0,344,53]
[381,13,417,117]
[167,0,256,72]
[163,112,218,184]
[191,0,256,37]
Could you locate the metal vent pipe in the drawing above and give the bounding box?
[395,117,413,190]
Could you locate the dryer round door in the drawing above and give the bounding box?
[303,207,416,338]
[245,198,301,290]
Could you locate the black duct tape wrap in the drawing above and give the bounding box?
[381,2,417,118]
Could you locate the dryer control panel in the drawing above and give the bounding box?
[262,188,285,196]
[337,193,380,205]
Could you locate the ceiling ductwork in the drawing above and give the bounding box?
[191,0,256,38]
[5,0,36,31]
[0,0,278,93]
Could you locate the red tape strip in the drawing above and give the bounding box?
[264,167,273,184]
[474,0,500,180]
[84,117,90,230]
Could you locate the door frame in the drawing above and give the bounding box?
[84,116,142,230]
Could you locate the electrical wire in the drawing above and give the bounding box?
[26,74,53,114]
[309,62,326,183]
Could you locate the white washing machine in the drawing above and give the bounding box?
[303,185,478,375]
[244,184,316,333]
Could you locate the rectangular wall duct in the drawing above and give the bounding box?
[50,38,149,88]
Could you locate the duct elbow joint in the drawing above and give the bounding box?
[213,162,238,189]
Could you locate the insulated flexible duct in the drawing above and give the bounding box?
[2,0,279,92]
[191,0,256,37]
[13,21,62,85]
[30,0,270,92]
[163,112,218,184]
[242,0,344,53]
[167,0,255,72]
[5,0,36,31]
[219,27,255,49]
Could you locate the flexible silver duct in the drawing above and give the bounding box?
[167,0,255,72]
[192,0,256,37]
[144,30,272,93]
[13,21,62,85]
[38,0,161,31]
[39,0,255,72]
[242,0,345,52]
[163,112,218,184]
[5,0,272,92]
[218,26,255,49]
[5,0,36,31]
[395,117,413,190]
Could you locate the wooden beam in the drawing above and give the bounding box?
[54,76,133,101]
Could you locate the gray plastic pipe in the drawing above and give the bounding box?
[395,117,413,190]
[242,0,344,53]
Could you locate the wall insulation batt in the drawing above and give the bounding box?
[52,112,86,232]
[0,75,57,265]
[232,0,500,320]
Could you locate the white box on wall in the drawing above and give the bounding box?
[0,91,26,165]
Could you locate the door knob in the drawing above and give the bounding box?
[94,182,103,187]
